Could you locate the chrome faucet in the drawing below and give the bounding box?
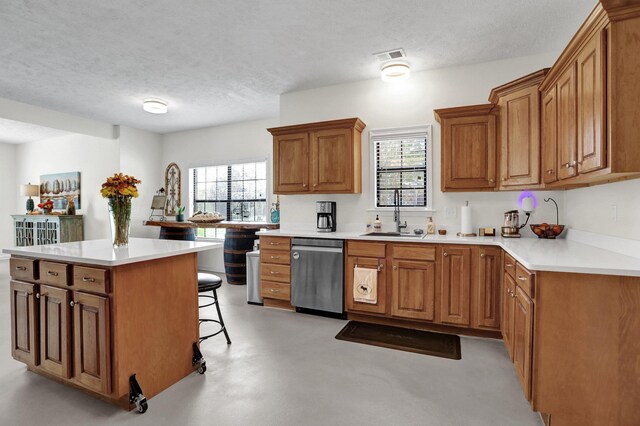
[394,189,408,234]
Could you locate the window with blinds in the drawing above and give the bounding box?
[372,128,431,209]
[190,161,267,239]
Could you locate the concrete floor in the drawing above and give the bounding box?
[0,259,541,426]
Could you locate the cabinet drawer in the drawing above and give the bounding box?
[260,263,290,283]
[73,266,109,294]
[348,241,386,258]
[10,258,38,281]
[504,253,517,279]
[261,281,290,301]
[39,261,70,287]
[261,236,291,251]
[260,249,290,265]
[515,263,534,298]
[391,245,436,261]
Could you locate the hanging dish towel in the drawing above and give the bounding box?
[353,266,377,304]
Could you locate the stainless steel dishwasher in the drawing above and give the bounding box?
[291,238,344,315]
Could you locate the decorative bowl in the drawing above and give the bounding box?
[530,224,565,239]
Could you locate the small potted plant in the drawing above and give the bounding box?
[38,199,54,214]
[176,206,186,222]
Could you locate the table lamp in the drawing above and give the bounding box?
[21,183,39,212]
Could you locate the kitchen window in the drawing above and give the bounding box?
[371,125,433,210]
[190,161,267,239]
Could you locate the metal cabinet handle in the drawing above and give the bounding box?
[303,184,307,188]
[506,263,513,267]
[313,184,317,187]
[501,178,507,182]
[377,264,384,271]
[393,265,397,270]
[70,300,77,307]
[270,271,280,275]
[35,293,40,299]
[489,179,495,183]
[546,169,554,175]
[15,266,27,271]
[269,242,280,245]
[480,253,485,258]
[269,289,279,293]
[443,252,448,257]
[82,277,95,282]
[270,256,280,260]
[47,271,59,277]
[517,275,527,281]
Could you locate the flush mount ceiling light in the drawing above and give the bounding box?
[380,61,411,82]
[143,99,168,114]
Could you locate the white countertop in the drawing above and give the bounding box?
[257,229,640,277]
[2,238,221,266]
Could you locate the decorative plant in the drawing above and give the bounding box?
[100,173,141,247]
[177,206,185,215]
[38,199,54,213]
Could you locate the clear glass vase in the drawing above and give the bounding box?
[108,196,132,248]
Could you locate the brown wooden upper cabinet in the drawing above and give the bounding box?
[434,104,497,192]
[268,118,365,194]
[488,69,548,189]
[539,5,640,187]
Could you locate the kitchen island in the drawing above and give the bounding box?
[3,238,221,413]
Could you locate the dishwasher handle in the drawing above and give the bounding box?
[291,245,344,254]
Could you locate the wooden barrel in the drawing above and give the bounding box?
[159,226,196,241]
[223,228,257,285]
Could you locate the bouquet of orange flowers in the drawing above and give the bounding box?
[101,173,141,247]
[100,173,141,198]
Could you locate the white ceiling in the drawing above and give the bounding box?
[0,0,595,135]
[0,117,70,144]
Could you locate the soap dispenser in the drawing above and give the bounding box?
[426,217,436,235]
[374,215,382,231]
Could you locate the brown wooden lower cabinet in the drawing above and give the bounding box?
[502,272,516,360]
[39,284,72,379]
[10,280,38,366]
[345,255,387,315]
[391,259,436,321]
[513,285,533,401]
[440,246,472,326]
[475,247,502,330]
[73,291,111,394]
[9,253,200,410]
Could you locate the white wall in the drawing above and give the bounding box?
[14,126,161,242]
[0,143,17,254]
[161,118,278,271]
[278,53,566,235]
[15,133,120,240]
[118,126,163,238]
[564,179,640,240]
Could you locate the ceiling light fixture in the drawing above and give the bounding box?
[143,99,168,114]
[381,61,411,83]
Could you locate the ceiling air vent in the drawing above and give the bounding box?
[374,48,407,63]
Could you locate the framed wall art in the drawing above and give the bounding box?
[165,162,181,215]
[40,171,81,211]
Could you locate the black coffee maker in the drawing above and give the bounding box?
[316,201,336,232]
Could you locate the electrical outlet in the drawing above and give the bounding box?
[445,207,457,219]
[611,205,617,223]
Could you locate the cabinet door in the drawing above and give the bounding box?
[10,281,39,366]
[513,285,534,401]
[442,115,496,190]
[38,284,71,378]
[391,259,436,321]
[73,291,111,394]
[273,133,309,193]
[345,256,386,314]
[499,86,541,187]
[311,128,353,192]
[557,64,578,180]
[501,272,516,360]
[542,86,558,184]
[440,246,471,326]
[577,32,606,174]
[475,248,502,330]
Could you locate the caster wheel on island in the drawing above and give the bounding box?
[136,399,148,414]
[198,361,207,374]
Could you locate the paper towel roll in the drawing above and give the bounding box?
[461,205,473,235]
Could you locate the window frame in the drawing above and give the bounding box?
[188,157,270,241]
[369,125,434,212]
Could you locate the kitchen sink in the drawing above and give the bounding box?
[360,232,424,238]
